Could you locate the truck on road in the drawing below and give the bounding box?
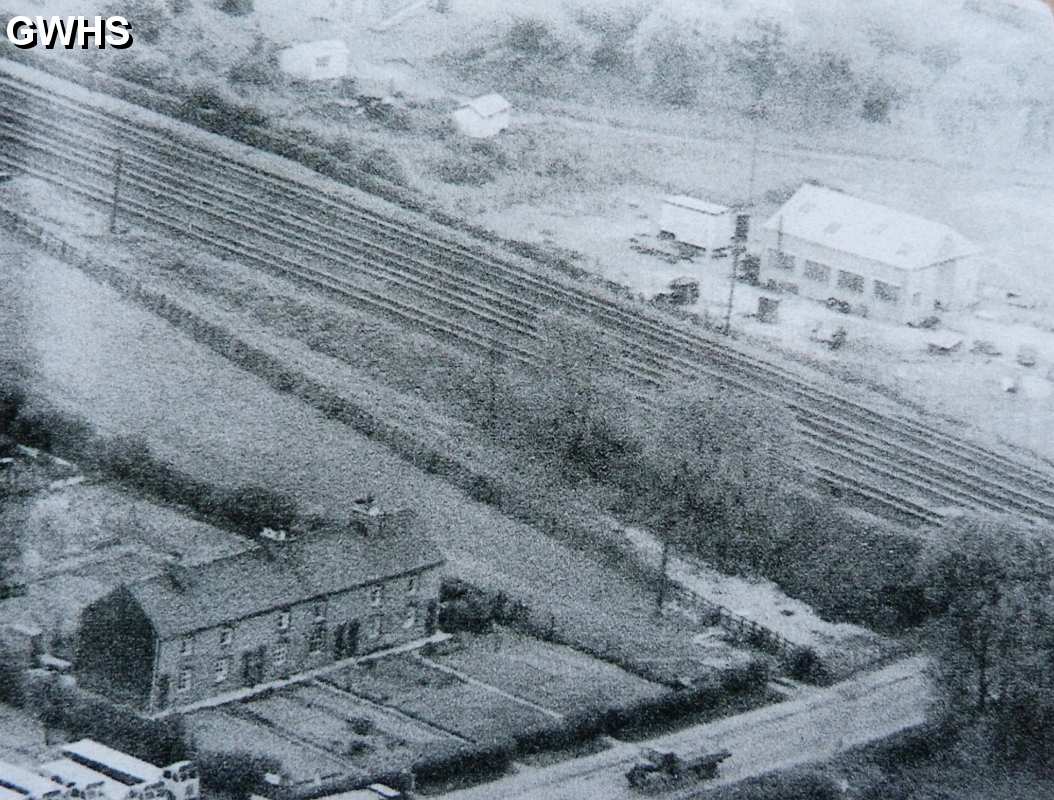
[625,748,732,792]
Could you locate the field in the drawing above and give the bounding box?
[5,232,770,683]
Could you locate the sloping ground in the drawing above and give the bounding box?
[6,244,718,679]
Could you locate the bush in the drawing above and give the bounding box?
[197,750,281,800]
[219,0,253,15]
[228,53,279,87]
[104,0,170,44]
[724,769,844,800]
[431,156,494,186]
[359,148,408,186]
[505,17,555,56]
[0,661,25,707]
[23,676,187,765]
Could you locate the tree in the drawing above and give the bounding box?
[518,314,640,482]
[729,18,790,103]
[642,383,798,566]
[915,514,1054,764]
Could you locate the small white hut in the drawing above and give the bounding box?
[658,196,735,253]
[452,93,511,139]
[278,40,349,82]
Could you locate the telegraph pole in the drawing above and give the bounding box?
[655,539,671,616]
[109,150,124,235]
[724,103,764,336]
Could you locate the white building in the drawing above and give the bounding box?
[277,40,350,82]
[657,196,735,253]
[451,93,511,139]
[758,184,981,323]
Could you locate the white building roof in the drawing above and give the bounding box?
[663,195,730,215]
[762,184,979,271]
[462,93,510,118]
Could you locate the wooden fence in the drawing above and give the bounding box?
[662,583,813,666]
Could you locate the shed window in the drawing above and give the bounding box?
[313,600,327,621]
[769,250,795,271]
[803,260,830,284]
[177,669,191,693]
[315,55,331,69]
[214,657,229,684]
[219,628,233,648]
[836,270,865,293]
[407,576,417,596]
[873,280,902,304]
[370,617,383,638]
[403,607,416,630]
[180,638,194,657]
[370,586,383,607]
[277,609,291,631]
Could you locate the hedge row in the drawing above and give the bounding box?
[19,672,187,765]
[409,670,769,786]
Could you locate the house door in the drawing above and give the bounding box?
[241,647,266,686]
[425,600,439,635]
[333,621,359,660]
[155,674,170,709]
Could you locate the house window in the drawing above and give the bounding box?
[277,609,291,631]
[316,55,331,69]
[313,600,327,621]
[177,669,191,693]
[836,270,865,293]
[768,250,795,271]
[273,642,287,669]
[219,628,234,648]
[308,622,326,654]
[912,292,922,306]
[370,586,383,607]
[803,260,831,284]
[214,657,229,684]
[873,280,902,304]
[180,638,194,657]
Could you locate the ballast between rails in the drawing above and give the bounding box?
[1,67,1052,527]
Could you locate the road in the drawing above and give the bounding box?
[439,656,931,800]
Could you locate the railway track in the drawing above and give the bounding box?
[2,60,1052,528]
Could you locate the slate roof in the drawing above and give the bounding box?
[663,195,730,216]
[462,93,510,118]
[125,513,444,639]
[763,184,979,271]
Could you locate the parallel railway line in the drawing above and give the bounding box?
[2,62,1052,528]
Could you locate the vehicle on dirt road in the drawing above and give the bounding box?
[625,747,732,792]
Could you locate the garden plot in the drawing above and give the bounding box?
[185,708,351,784]
[329,655,556,744]
[291,683,458,747]
[244,692,413,773]
[432,628,669,713]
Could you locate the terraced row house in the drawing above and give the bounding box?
[76,501,444,713]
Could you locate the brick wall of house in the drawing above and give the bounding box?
[149,564,442,711]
